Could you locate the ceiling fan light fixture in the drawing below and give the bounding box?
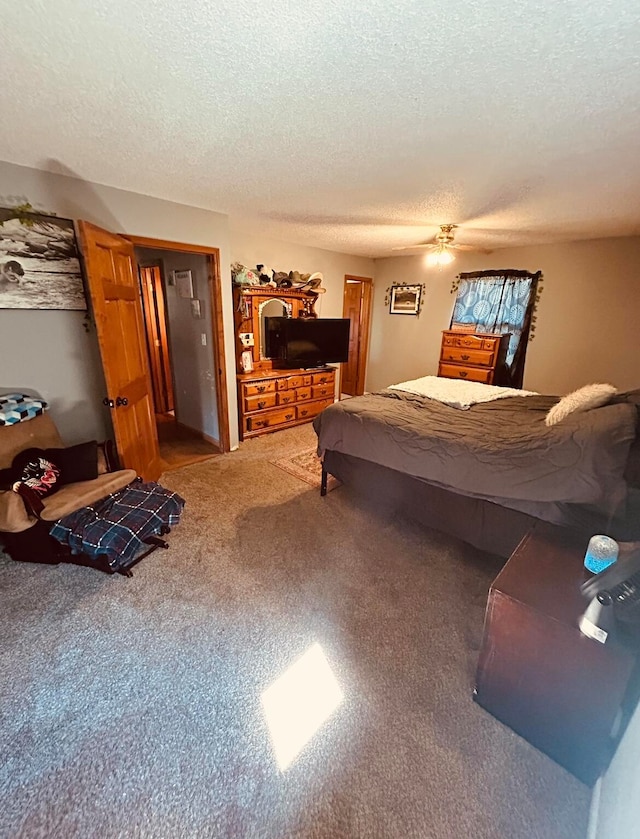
[426,245,455,267]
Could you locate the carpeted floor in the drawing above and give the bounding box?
[0,424,591,839]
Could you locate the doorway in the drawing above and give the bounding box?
[341,275,373,397]
[131,240,228,471]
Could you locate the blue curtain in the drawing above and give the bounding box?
[451,270,540,387]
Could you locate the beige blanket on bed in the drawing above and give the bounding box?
[388,376,537,409]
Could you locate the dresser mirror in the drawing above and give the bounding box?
[234,287,319,371]
[258,298,292,360]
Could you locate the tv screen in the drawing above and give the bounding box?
[266,317,350,368]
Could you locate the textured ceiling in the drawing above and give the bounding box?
[1,0,640,257]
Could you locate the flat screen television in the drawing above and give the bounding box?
[266,317,350,368]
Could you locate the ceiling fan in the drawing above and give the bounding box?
[393,224,479,265]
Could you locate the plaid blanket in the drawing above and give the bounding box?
[0,393,48,426]
[50,480,185,571]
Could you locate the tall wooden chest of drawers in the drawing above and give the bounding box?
[438,330,510,386]
[238,367,336,440]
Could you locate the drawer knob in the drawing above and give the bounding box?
[300,409,308,416]
[461,354,470,361]
[459,370,468,378]
[285,413,293,420]
[258,400,266,409]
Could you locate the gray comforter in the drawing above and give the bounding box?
[314,391,637,507]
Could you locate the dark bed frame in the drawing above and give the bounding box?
[320,450,640,559]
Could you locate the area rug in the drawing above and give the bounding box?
[270,448,341,491]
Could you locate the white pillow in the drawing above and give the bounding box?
[545,383,618,426]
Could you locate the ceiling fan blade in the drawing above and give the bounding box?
[391,243,436,251]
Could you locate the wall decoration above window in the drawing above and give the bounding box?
[0,207,86,310]
[450,269,542,388]
[386,283,424,316]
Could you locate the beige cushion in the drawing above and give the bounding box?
[0,489,36,533]
[0,470,136,532]
[0,414,63,469]
[40,470,137,521]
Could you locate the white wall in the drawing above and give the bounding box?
[229,224,375,320]
[0,160,237,447]
[370,236,640,394]
[136,248,219,442]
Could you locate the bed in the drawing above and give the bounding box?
[313,380,640,558]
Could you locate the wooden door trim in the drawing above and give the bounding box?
[343,275,373,396]
[139,263,175,415]
[122,235,219,256]
[206,248,231,453]
[122,234,231,454]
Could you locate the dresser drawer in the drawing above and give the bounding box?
[297,398,333,421]
[246,406,296,431]
[482,337,498,351]
[243,380,276,397]
[286,375,304,389]
[443,334,486,351]
[438,363,492,384]
[312,371,334,386]
[277,391,296,406]
[296,386,312,401]
[440,347,495,367]
[312,384,334,399]
[244,393,277,412]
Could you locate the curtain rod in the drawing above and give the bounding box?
[457,269,542,280]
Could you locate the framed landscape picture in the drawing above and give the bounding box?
[389,284,422,315]
[0,209,86,310]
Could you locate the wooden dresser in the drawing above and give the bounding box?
[438,330,510,385]
[238,367,335,440]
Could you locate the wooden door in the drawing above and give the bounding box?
[341,276,373,396]
[139,264,174,414]
[78,221,161,481]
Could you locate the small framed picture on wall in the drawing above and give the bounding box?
[389,284,422,315]
[175,270,194,298]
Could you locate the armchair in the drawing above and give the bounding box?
[0,412,136,562]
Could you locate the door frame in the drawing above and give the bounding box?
[122,235,231,454]
[138,261,175,416]
[342,274,373,396]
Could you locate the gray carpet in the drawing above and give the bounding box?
[0,424,590,839]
